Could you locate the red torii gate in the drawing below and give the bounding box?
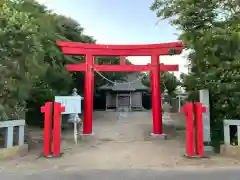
[56,41,184,136]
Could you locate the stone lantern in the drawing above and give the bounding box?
[162,89,171,123]
[68,88,81,144]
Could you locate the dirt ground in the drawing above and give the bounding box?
[0,111,240,174]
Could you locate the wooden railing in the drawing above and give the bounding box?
[0,120,25,148]
[224,119,240,146]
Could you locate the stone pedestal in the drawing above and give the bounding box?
[150,133,167,140]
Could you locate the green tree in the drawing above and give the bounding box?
[0,0,132,124]
[142,72,180,96]
[95,56,132,87]
[151,0,240,151]
[0,0,47,120]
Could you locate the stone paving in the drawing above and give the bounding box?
[0,111,239,175]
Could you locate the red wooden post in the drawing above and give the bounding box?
[40,102,53,157]
[194,102,206,157]
[151,55,162,134]
[120,56,126,65]
[181,102,195,157]
[83,54,94,134]
[52,102,65,157]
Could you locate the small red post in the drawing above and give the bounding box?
[194,102,206,157]
[181,102,195,157]
[52,102,65,157]
[41,102,53,157]
[120,56,126,65]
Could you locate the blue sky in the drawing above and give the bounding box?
[37,0,188,77]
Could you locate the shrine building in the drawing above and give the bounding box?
[98,73,149,111]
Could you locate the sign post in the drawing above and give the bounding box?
[55,88,83,144]
[40,102,53,157]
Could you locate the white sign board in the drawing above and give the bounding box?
[55,96,82,114]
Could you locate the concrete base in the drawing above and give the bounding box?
[40,152,64,159]
[0,144,28,160]
[183,153,209,159]
[204,145,214,156]
[79,132,95,141]
[204,145,213,151]
[150,133,167,140]
[80,132,95,136]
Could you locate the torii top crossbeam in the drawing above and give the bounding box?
[56,41,183,56]
[56,41,184,72]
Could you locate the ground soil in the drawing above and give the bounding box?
[0,111,239,174]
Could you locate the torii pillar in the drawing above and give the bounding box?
[84,54,94,134]
[151,55,162,135]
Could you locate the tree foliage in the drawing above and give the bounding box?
[151,0,240,148]
[142,72,180,96]
[0,0,182,125]
[0,0,47,120]
[0,0,129,123]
